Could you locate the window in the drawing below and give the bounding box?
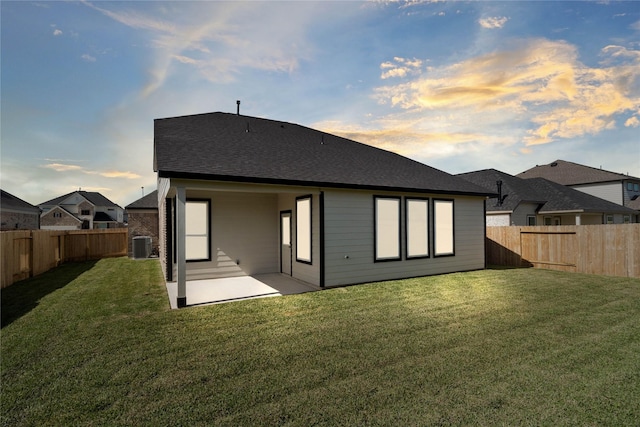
[53,212,62,218]
[623,215,631,224]
[433,199,454,256]
[635,183,639,192]
[527,215,536,226]
[606,215,614,224]
[185,200,210,261]
[81,209,90,216]
[406,198,429,259]
[296,196,312,263]
[544,217,552,226]
[375,197,401,261]
[628,182,634,191]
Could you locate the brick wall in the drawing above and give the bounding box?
[41,209,81,228]
[0,211,39,230]
[127,209,159,257]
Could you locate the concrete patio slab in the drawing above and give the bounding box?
[165,273,319,309]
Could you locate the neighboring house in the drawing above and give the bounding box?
[458,169,638,226]
[39,190,124,230]
[517,160,640,212]
[154,112,494,307]
[0,189,41,230]
[125,190,159,257]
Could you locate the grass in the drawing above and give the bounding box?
[2,258,639,426]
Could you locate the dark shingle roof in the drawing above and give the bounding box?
[1,190,40,213]
[154,112,493,196]
[456,169,546,211]
[94,211,115,222]
[39,191,121,209]
[125,190,158,210]
[458,169,637,214]
[529,178,638,214]
[516,159,638,185]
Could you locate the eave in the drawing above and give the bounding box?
[157,170,498,198]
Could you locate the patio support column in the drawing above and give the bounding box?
[575,214,581,226]
[176,186,187,308]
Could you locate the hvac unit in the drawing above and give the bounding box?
[133,236,152,259]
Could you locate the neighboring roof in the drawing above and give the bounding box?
[458,169,638,215]
[516,159,639,186]
[529,178,638,215]
[456,169,546,212]
[154,112,494,197]
[628,197,640,211]
[39,190,122,209]
[125,190,158,210]
[1,189,40,213]
[94,211,115,222]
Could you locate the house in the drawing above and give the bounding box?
[458,169,638,225]
[154,112,494,307]
[517,160,640,212]
[125,190,159,257]
[0,189,41,230]
[39,190,124,230]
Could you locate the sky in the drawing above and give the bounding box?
[1,1,639,208]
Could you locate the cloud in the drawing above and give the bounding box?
[478,16,509,29]
[380,57,423,79]
[625,116,639,127]
[82,1,318,97]
[97,170,141,179]
[81,54,96,62]
[53,29,62,36]
[43,163,84,172]
[371,39,639,148]
[41,162,140,179]
[631,20,640,31]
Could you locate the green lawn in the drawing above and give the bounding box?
[2,258,639,426]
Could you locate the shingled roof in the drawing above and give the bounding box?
[39,190,121,209]
[530,178,638,214]
[154,112,494,196]
[517,159,638,185]
[456,169,546,211]
[1,190,40,213]
[458,169,637,215]
[125,190,158,210]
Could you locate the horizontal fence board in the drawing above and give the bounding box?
[1,229,128,288]
[487,224,640,278]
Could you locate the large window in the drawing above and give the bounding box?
[406,198,429,259]
[296,196,312,263]
[185,200,210,261]
[375,197,401,261]
[433,199,454,256]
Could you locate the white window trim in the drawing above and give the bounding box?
[433,199,455,257]
[374,196,401,262]
[296,195,312,264]
[406,198,429,259]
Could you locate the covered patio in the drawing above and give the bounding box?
[165,273,320,309]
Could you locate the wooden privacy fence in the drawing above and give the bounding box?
[1,229,128,288]
[486,224,640,278]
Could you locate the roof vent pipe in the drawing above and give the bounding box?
[236,100,241,115]
[496,180,508,206]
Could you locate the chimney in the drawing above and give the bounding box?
[236,100,241,115]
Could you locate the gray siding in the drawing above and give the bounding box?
[278,193,321,286]
[323,189,486,287]
[572,182,622,205]
[185,191,279,280]
[512,202,540,225]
